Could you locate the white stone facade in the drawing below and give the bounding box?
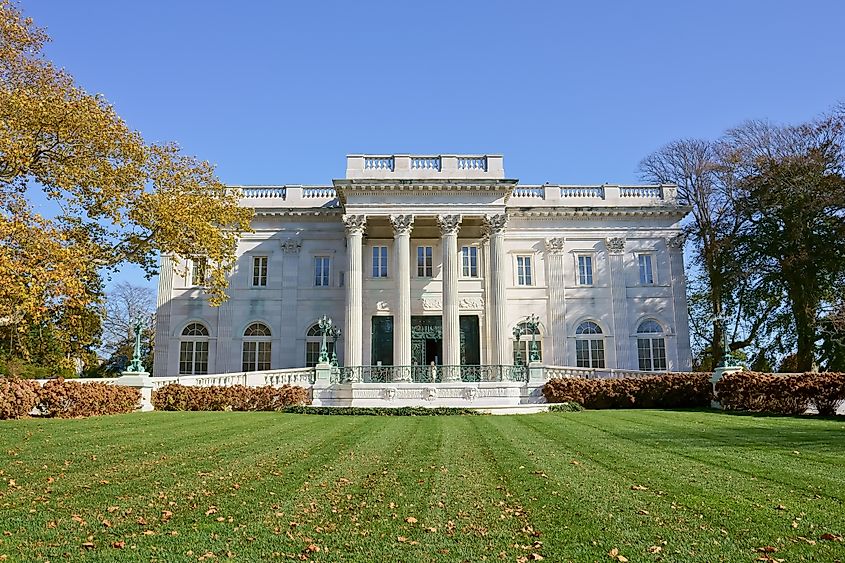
[154,154,692,377]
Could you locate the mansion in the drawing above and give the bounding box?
[153,154,692,378]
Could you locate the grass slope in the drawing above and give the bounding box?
[0,410,843,562]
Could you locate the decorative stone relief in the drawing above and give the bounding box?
[342,214,367,235]
[375,301,390,311]
[280,238,302,253]
[459,297,484,310]
[667,233,687,249]
[483,213,508,234]
[389,214,414,235]
[382,387,397,402]
[605,236,626,254]
[421,296,442,311]
[436,214,462,235]
[463,387,478,402]
[424,387,438,401]
[545,237,566,255]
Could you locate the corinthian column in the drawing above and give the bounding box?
[545,238,567,365]
[485,214,510,369]
[438,215,462,381]
[342,215,366,373]
[390,215,414,380]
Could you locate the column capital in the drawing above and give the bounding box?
[483,213,508,235]
[281,237,302,253]
[666,233,687,249]
[389,214,414,236]
[605,236,626,255]
[437,214,462,236]
[545,237,566,255]
[342,214,367,235]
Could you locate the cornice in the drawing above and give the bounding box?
[333,178,518,205]
[254,208,342,217]
[509,205,691,220]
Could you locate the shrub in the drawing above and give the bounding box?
[716,371,845,416]
[546,402,584,413]
[0,378,41,419]
[542,373,711,409]
[37,378,140,418]
[152,384,310,411]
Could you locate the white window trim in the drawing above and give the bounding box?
[251,255,269,287]
[636,252,657,286]
[370,244,389,279]
[514,253,535,286]
[416,245,434,278]
[460,244,480,279]
[574,252,595,286]
[314,255,332,287]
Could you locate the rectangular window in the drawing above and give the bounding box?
[638,253,655,285]
[179,341,194,375]
[516,255,533,286]
[191,257,208,287]
[577,254,593,286]
[242,341,256,371]
[252,256,268,287]
[372,246,388,278]
[638,338,667,371]
[462,246,478,277]
[417,246,433,277]
[315,256,330,286]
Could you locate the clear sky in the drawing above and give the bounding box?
[20,0,845,288]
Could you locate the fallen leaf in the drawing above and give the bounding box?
[648,546,662,554]
[631,485,648,491]
[820,533,843,541]
[81,542,94,549]
[397,536,407,543]
[405,517,417,524]
[111,541,125,549]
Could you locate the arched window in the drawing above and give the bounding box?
[180,323,209,375]
[305,323,335,367]
[637,320,667,371]
[512,322,542,365]
[242,323,272,372]
[575,321,605,368]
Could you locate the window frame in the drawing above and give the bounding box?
[576,253,594,286]
[461,245,479,278]
[416,245,433,278]
[242,322,272,372]
[190,257,208,287]
[314,256,331,287]
[637,252,656,286]
[574,320,605,368]
[636,320,667,371]
[179,322,210,375]
[251,255,268,287]
[515,254,534,286]
[372,245,389,278]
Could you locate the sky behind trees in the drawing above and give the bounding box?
[21,0,845,288]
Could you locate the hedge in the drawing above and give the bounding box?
[37,378,141,418]
[0,378,41,419]
[278,405,482,416]
[152,384,310,411]
[716,371,845,416]
[542,373,710,409]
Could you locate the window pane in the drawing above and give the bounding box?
[638,338,652,371]
[524,256,532,285]
[380,246,388,277]
[315,257,330,286]
[462,247,470,277]
[470,247,478,277]
[179,342,194,375]
[417,247,424,277]
[242,341,257,371]
[652,338,667,370]
[576,340,589,367]
[591,339,605,368]
[306,342,320,367]
[257,341,271,371]
[194,341,209,374]
[639,254,654,285]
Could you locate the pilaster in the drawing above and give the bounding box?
[606,237,629,369]
[342,215,366,372]
[545,237,567,365]
[153,255,174,376]
[667,233,692,370]
[280,237,302,368]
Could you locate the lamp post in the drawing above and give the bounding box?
[318,315,333,364]
[126,317,146,373]
[525,314,541,363]
[512,325,524,366]
[329,326,341,367]
[714,312,740,368]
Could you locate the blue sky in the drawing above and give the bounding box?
[21,0,845,289]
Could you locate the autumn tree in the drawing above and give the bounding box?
[0,1,252,364]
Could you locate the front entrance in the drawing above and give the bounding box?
[410,315,479,366]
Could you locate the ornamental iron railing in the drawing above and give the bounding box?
[337,365,527,383]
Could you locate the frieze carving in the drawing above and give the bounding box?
[459,297,484,310]
[483,213,508,235]
[342,214,367,235]
[437,214,462,235]
[382,387,397,402]
[463,387,478,402]
[421,296,442,311]
[545,237,566,255]
[281,238,302,253]
[389,214,414,235]
[605,237,626,254]
[376,301,390,311]
[424,387,438,401]
[666,233,687,249]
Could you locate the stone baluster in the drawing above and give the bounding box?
[484,214,510,371]
[438,215,462,381]
[390,215,414,380]
[343,215,366,375]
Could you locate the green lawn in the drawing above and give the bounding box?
[1,411,843,562]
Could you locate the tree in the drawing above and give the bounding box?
[100,282,155,374]
[726,111,845,371]
[0,1,252,368]
[0,0,252,311]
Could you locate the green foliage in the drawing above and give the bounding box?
[278,405,483,416]
[0,357,76,379]
[545,402,584,413]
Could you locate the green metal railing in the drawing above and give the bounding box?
[337,365,528,384]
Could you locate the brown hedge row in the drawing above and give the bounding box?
[716,371,845,416]
[37,378,141,418]
[152,384,310,411]
[542,373,710,409]
[0,378,41,419]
